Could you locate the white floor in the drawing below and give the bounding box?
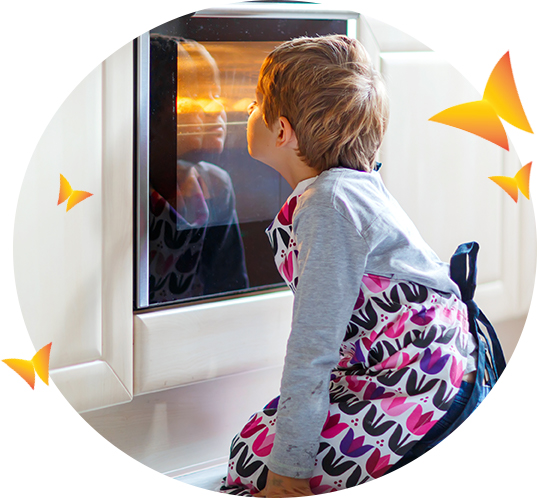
[172,315,525,492]
[175,463,228,492]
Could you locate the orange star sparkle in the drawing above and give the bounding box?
[57,174,93,211]
[489,162,532,203]
[429,52,533,150]
[2,343,52,389]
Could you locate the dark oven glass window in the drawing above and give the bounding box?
[143,13,347,308]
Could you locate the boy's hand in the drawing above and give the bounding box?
[253,469,313,497]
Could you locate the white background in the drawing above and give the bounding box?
[1,0,535,496]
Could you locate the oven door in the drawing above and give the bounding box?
[134,3,378,396]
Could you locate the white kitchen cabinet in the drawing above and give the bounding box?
[14,42,134,413]
[366,13,536,323]
[13,12,534,479]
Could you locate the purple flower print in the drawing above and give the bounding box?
[363,382,395,400]
[252,426,275,457]
[420,347,450,375]
[406,405,438,436]
[365,448,392,479]
[277,195,297,226]
[450,357,465,388]
[380,396,417,416]
[373,351,419,372]
[240,414,266,439]
[362,274,391,293]
[309,475,337,494]
[361,330,380,351]
[382,311,411,339]
[340,429,374,458]
[410,306,436,326]
[321,412,349,438]
[278,251,296,282]
[354,288,365,310]
[347,377,367,393]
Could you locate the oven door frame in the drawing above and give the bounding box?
[134,3,376,396]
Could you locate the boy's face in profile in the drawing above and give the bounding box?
[246,92,279,167]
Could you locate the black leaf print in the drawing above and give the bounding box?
[403,329,421,348]
[367,343,384,366]
[329,384,351,402]
[150,274,169,294]
[432,380,456,411]
[362,405,397,436]
[345,464,363,488]
[413,327,438,349]
[256,465,269,492]
[149,219,164,240]
[229,439,246,459]
[190,227,205,244]
[236,445,264,478]
[318,442,331,455]
[175,247,201,273]
[321,447,357,476]
[399,282,428,303]
[380,340,399,358]
[434,325,455,344]
[405,370,440,396]
[376,367,410,387]
[167,207,178,224]
[169,272,194,295]
[372,286,402,313]
[340,363,368,376]
[339,398,371,416]
[329,385,370,416]
[277,227,290,248]
[344,322,359,342]
[163,223,190,249]
[350,301,378,330]
[455,332,468,356]
[266,230,277,256]
[388,424,418,456]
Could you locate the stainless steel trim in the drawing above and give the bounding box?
[136,31,150,309]
[135,4,362,310]
[193,2,360,20]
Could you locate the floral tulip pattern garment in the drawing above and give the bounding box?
[220,180,470,495]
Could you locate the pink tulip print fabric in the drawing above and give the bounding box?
[220,183,470,495]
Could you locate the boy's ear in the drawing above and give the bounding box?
[276,116,298,149]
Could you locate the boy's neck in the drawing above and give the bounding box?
[278,154,319,190]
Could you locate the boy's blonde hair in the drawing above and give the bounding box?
[257,35,389,172]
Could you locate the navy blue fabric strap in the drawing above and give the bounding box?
[449,241,506,380]
[438,241,506,440]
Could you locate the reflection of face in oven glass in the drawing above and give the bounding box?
[177,41,227,157]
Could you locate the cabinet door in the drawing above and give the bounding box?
[378,51,528,322]
[13,43,134,413]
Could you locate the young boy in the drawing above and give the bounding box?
[220,35,478,497]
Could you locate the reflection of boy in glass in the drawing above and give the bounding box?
[148,34,248,304]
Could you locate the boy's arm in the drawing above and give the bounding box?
[253,469,312,498]
[267,198,369,479]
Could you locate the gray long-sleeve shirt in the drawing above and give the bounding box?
[266,167,470,478]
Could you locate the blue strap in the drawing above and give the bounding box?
[439,241,506,439]
[449,241,506,381]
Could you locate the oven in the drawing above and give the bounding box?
[133,2,379,396]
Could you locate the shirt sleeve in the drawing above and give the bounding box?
[267,196,370,479]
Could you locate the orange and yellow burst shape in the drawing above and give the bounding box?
[489,162,532,203]
[2,343,52,389]
[57,174,93,211]
[429,52,533,150]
